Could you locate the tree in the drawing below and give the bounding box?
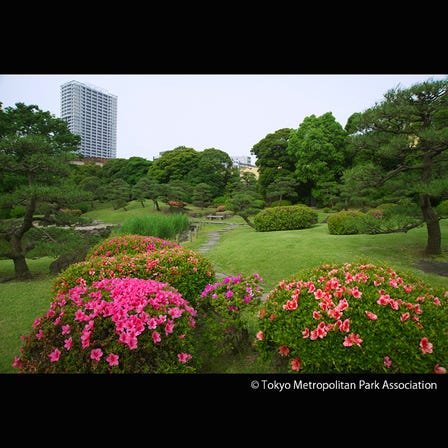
[147,146,199,183]
[265,176,298,205]
[347,78,448,254]
[192,183,214,208]
[187,148,233,197]
[227,172,264,227]
[132,177,165,210]
[250,128,296,196]
[0,103,81,279]
[287,112,349,205]
[106,179,131,210]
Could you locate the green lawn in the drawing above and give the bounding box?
[202,220,448,291]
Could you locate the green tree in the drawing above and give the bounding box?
[132,177,165,210]
[147,146,199,183]
[227,172,264,227]
[106,178,131,211]
[192,183,214,208]
[250,128,296,196]
[347,78,448,254]
[0,103,81,279]
[287,112,349,205]
[187,148,233,197]
[265,176,298,205]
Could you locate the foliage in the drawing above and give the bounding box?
[54,247,216,307]
[253,205,318,232]
[106,178,131,210]
[118,214,190,240]
[346,78,448,254]
[255,262,448,373]
[0,103,84,278]
[197,274,264,358]
[14,277,197,373]
[192,183,214,208]
[437,200,448,218]
[327,210,367,235]
[287,112,349,205]
[87,234,181,258]
[265,176,298,205]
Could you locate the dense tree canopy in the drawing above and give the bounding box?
[287,112,349,205]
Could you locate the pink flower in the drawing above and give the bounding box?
[434,364,446,374]
[283,299,298,311]
[400,312,410,322]
[351,286,362,298]
[343,333,363,347]
[433,297,441,306]
[64,337,73,350]
[420,337,433,354]
[12,356,22,369]
[256,331,264,341]
[61,324,71,335]
[365,310,378,320]
[225,290,233,298]
[384,356,392,369]
[152,331,161,343]
[90,348,103,361]
[278,345,290,356]
[290,358,301,372]
[48,348,61,362]
[312,311,321,319]
[178,353,192,363]
[302,327,309,338]
[106,353,119,367]
[36,329,44,340]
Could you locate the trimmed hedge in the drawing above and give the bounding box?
[327,210,366,235]
[253,205,318,232]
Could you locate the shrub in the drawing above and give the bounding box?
[197,274,264,357]
[327,210,366,235]
[119,214,190,239]
[14,277,197,373]
[87,235,181,259]
[54,247,215,308]
[270,200,292,208]
[253,205,318,232]
[436,200,448,218]
[255,262,448,373]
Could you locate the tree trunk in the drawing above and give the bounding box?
[241,215,255,228]
[12,254,33,279]
[420,193,441,255]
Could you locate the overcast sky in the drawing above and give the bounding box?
[1,74,446,162]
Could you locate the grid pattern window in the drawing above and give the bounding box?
[60,80,118,159]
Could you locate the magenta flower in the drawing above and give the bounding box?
[61,324,71,335]
[106,353,119,367]
[152,331,161,343]
[64,337,73,350]
[36,329,44,340]
[384,356,392,369]
[90,348,103,361]
[48,348,61,362]
[225,290,234,298]
[177,353,192,363]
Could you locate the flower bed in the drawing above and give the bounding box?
[255,262,448,373]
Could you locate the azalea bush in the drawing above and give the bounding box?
[253,205,318,232]
[14,277,197,373]
[197,274,264,358]
[87,234,181,259]
[255,262,448,373]
[54,248,215,307]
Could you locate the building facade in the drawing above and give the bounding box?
[60,80,117,159]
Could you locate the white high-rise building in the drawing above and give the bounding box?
[60,80,117,159]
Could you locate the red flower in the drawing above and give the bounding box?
[278,345,290,356]
[290,358,301,372]
[419,337,433,354]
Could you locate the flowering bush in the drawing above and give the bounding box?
[197,274,264,357]
[255,262,448,373]
[87,235,181,259]
[14,277,197,373]
[54,247,215,308]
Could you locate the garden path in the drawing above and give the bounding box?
[198,223,242,278]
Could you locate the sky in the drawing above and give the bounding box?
[0,74,446,162]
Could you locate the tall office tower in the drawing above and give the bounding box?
[60,80,117,159]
